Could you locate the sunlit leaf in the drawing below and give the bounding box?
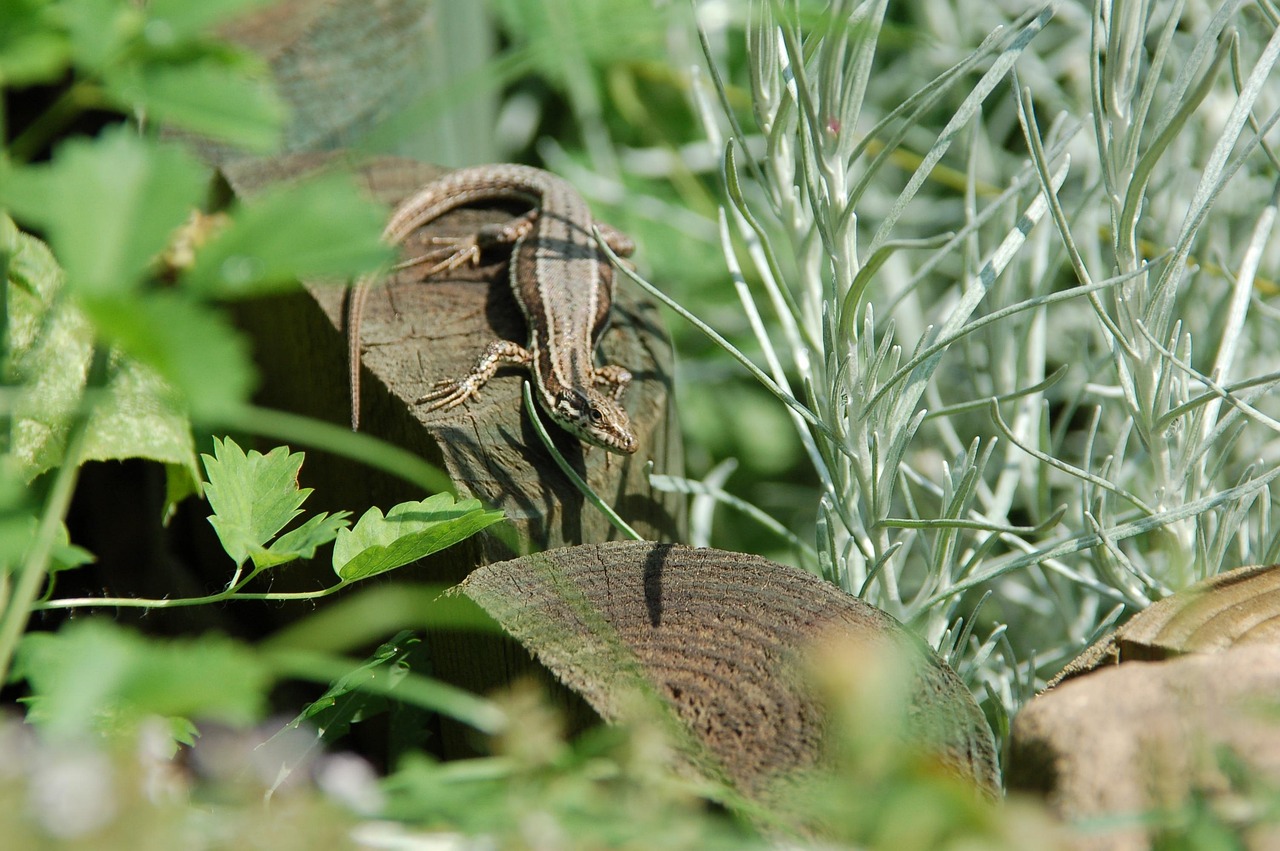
[202,437,309,567]
[0,128,207,298]
[333,494,504,582]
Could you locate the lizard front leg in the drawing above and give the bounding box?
[416,340,533,411]
[592,364,633,402]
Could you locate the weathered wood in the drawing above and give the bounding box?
[218,154,684,753]
[207,0,443,158]
[221,153,683,557]
[1049,564,1280,687]
[1011,565,1280,848]
[461,541,1001,808]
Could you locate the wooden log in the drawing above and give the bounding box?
[218,154,684,753]
[461,541,1001,813]
[1009,565,1280,848]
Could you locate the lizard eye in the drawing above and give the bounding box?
[588,407,605,424]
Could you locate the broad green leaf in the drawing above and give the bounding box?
[58,0,142,74]
[83,291,255,420]
[0,0,70,85]
[15,619,269,740]
[79,355,202,499]
[333,494,505,582]
[255,509,350,569]
[0,128,208,298]
[3,218,201,489]
[184,172,392,296]
[105,57,285,152]
[202,437,309,567]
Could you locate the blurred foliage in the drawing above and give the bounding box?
[4,0,1280,847]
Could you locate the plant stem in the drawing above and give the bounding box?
[0,404,90,684]
[7,82,105,164]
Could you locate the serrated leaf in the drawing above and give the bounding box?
[4,218,200,490]
[15,619,269,740]
[253,510,350,569]
[333,494,505,582]
[84,291,256,420]
[202,437,310,567]
[105,57,284,152]
[184,171,392,297]
[0,128,208,298]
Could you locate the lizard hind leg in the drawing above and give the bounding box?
[397,210,539,279]
[394,235,484,279]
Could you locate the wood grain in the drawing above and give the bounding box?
[461,541,1001,803]
[1050,564,1280,686]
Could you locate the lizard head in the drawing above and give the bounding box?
[553,389,638,455]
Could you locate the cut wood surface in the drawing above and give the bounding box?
[460,541,1001,803]
[1049,563,1280,686]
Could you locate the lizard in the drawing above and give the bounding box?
[346,163,639,455]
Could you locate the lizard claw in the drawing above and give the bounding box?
[394,237,483,278]
[416,378,481,411]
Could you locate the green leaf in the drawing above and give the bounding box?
[201,437,309,567]
[184,172,393,297]
[0,443,95,579]
[0,128,208,298]
[0,0,70,85]
[266,640,507,735]
[80,354,202,500]
[295,630,423,737]
[143,0,274,42]
[3,216,91,448]
[58,0,142,74]
[333,494,505,582]
[3,218,201,489]
[105,57,285,152]
[15,619,269,740]
[256,510,350,569]
[84,291,255,420]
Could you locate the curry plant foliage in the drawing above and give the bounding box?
[674,0,1280,723]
